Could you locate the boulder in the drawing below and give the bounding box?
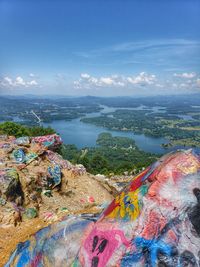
[31,134,62,150]
[5,149,200,266]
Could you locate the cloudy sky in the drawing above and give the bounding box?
[0,0,200,96]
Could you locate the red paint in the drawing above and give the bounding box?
[30,253,42,267]
[103,199,118,217]
[129,167,150,191]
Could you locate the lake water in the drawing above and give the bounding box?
[2,105,185,154]
[43,105,170,154]
[43,118,169,154]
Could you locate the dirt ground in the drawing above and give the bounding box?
[0,204,107,267]
[0,218,48,266]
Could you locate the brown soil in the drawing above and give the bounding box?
[0,204,107,266]
[0,218,48,266]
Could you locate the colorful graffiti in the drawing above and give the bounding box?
[103,185,148,221]
[31,134,62,149]
[48,164,61,188]
[5,149,200,266]
[81,224,130,267]
[12,149,38,165]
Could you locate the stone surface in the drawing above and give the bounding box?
[5,149,200,266]
[0,134,113,231]
[0,168,21,202]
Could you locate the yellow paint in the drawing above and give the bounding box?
[177,158,200,175]
[107,189,141,221]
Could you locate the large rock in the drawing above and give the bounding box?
[0,168,22,202]
[31,134,62,150]
[5,149,200,266]
[0,134,112,234]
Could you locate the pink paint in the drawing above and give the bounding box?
[43,212,54,220]
[88,196,95,203]
[82,226,130,267]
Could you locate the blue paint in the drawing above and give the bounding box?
[48,165,61,187]
[121,237,173,267]
[13,149,25,163]
[14,241,30,267]
[5,217,91,266]
[4,241,30,267]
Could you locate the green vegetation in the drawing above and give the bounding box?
[81,108,200,148]
[163,138,200,148]
[0,96,102,125]
[1,95,200,174]
[60,132,157,175]
[1,95,200,149]
[0,121,55,137]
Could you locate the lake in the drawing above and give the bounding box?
[43,105,170,154]
[2,105,186,154]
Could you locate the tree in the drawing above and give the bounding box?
[0,121,29,137]
[29,126,55,136]
[89,154,109,174]
[79,156,90,170]
[0,122,56,138]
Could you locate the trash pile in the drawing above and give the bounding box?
[0,134,113,228]
[5,149,200,266]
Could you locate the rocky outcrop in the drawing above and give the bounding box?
[5,149,200,266]
[0,134,113,228]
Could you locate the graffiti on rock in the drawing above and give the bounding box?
[5,149,200,266]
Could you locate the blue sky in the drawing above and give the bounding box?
[0,0,200,96]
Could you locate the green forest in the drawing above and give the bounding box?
[0,121,55,137]
[82,109,200,148]
[59,132,157,175]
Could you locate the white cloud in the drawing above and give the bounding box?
[89,76,98,84]
[73,71,200,94]
[4,77,13,86]
[1,76,38,88]
[174,72,196,79]
[74,72,156,90]
[126,72,156,85]
[29,73,35,77]
[80,73,90,79]
[100,77,115,85]
[27,80,38,86]
[171,73,200,91]
[15,76,26,86]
